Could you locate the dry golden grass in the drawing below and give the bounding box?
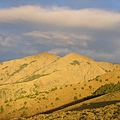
[0,52,120,119]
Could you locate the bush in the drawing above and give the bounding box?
[73,88,77,90]
[70,60,80,65]
[89,86,92,89]
[74,96,78,100]
[81,87,84,90]
[55,97,59,101]
[51,87,57,91]
[0,106,4,113]
[99,79,102,82]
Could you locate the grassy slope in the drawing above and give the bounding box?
[0,53,120,119]
[22,91,120,120]
[0,68,120,119]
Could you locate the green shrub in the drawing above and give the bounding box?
[35,91,39,95]
[105,79,109,81]
[20,111,27,117]
[81,87,84,90]
[99,79,102,82]
[73,88,77,90]
[0,106,4,113]
[4,100,9,103]
[89,85,92,89]
[24,101,27,105]
[51,87,57,91]
[117,76,120,79]
[70,60,80,65]
[74,96,78,100]
[55,97,59,101]
[87,62,91,65]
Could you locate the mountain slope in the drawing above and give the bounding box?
[0,52,120,119]
[0,52,61,85]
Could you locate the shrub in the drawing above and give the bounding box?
[24,101,27,105]
[55,97,59,101]
[20,111,27,117]
[70,60,80,65]
[0,106,4,113]
[89,86,92,89]
[74,96,78,100]
[73,88,77,90]
[4,100,9,103]
[105,79,109,81]
[51,87,57,91]
[117,76,120,79]
[99,79,102,82]
[87,62,91,65]
[81,87,84,90]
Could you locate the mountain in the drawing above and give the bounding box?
[0,52,120,119]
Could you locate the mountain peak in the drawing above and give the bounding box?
[63,52,94,61]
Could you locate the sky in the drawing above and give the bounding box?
[0,0,120,63]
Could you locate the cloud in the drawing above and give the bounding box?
[23,31,91,47]
[0,5,120,29]
[0,5,120,63]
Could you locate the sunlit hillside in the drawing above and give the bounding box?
[0,52,120,119]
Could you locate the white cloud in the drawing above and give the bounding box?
[23,31,51,39]
[0,5,120,29]
[23,31,91,46]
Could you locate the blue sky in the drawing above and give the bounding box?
[0,1,120,63]
[1,0,120,10]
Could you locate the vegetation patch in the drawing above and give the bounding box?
[23,74,49,82]
[10,63,28,76]
[92,81,120,96]
[55,97,60,101]
[51,87,57,91]
[0,106,4,113]
[70,60,80,65]
[74,96,78,100]
[2,66,8,70]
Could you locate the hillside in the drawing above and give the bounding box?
[0,52,120,119]
[0,52,119,89]
[22,91,120,120]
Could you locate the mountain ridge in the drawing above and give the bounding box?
[0,52,120,119]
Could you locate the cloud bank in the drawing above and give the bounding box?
[0,5,120,63]
[0,5,120,28]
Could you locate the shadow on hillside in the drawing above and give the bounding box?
[71,100,120,111]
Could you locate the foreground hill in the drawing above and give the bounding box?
[22,91,120,120]
[0,52,120,119]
